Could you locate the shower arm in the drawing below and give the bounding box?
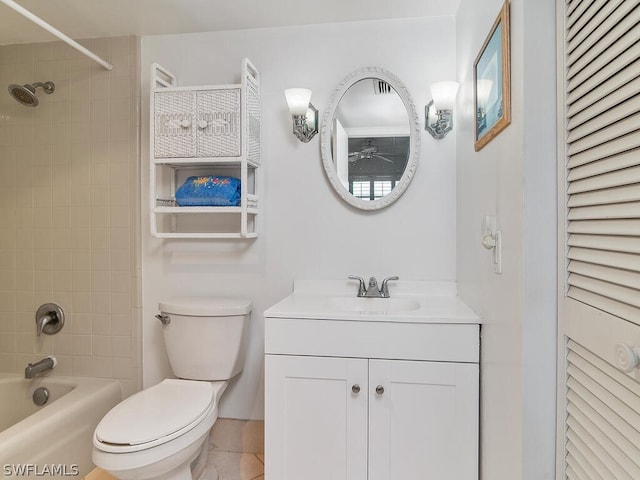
[31,82,54,93]
[0,0,112,71]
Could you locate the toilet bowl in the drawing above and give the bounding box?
[92,297,251,480]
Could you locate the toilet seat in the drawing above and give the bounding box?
[94,379,219,454]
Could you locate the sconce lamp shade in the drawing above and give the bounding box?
[284,88,312,116]
[425,81,458,140]
[430,81,459,111]
[284,88,318,143]
[476,79,493,108]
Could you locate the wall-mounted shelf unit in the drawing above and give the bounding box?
[150,59,261,238]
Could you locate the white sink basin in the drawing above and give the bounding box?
[264,280,481,323]
[327,296,421,314]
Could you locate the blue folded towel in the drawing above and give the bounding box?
[175,176,241,206]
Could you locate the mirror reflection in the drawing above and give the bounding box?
[331,79,410,201]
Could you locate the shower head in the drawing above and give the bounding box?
[7,81,55,107]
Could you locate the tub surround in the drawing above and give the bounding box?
[0,36,142,396]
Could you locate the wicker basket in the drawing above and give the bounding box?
[154,88,241,158]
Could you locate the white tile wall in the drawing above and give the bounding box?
[0,36,141,397]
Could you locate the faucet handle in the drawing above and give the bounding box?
[348,275,367,297]
[35,303,65,336]
[380,276,399,297]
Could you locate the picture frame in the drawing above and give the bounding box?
[473,0,511,151]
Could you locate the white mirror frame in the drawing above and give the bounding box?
[320,67,420,210]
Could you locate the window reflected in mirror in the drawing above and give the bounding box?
[345,137,409,201]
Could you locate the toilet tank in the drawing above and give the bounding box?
[158,297,251,381]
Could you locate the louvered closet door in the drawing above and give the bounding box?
[565,339,640,479]
[559,1,640,478]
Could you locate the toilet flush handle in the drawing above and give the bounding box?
[155,314,171,325]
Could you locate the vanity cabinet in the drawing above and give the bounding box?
[150,59,260,238]
[265,354,478,480]
[266,355,368,480]
[264,280,480,480]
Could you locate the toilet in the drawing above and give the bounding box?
[92,297,251,480]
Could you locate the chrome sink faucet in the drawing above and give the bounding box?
[348,275,399,298]
[25,356,56,379]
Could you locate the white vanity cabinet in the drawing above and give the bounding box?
[265,354,478,480]
[264,281,480,480]
[266,355,368,480]
[368,359,478,480]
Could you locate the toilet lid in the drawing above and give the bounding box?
[95,379,214,447]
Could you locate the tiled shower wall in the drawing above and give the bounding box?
[0,36,141,396]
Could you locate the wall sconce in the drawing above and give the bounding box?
[284,88,318,143]
[425,81,459,139]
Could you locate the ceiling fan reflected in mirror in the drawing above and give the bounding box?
[348,140,399,163]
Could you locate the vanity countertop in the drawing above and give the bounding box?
[264,280,480,324]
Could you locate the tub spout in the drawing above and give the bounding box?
[25,356,56,379]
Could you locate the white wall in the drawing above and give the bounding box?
[456,1,524,476]
[520,3,557,480]
[141,17,458,419]
[456,0,557,479]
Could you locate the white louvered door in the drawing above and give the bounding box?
[558,1,640,478]
[565,340,640,479]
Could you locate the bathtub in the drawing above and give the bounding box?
[0,374,122,478]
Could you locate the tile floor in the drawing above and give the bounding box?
[84,419,264,480]
[209,419,264,480]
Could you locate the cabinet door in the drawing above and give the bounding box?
[265,355,368,480]
[369,359,479,480]
[196,89,241,157]
[154,90,197,158]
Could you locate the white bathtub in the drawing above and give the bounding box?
[0,374,122,478]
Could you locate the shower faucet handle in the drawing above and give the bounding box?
[35,303,65,336]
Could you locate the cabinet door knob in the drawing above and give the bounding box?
[352,384,360,394]
[375,385,384,395]
[615,343,640,372]
[197,120,208,129]
[179,119,192,128]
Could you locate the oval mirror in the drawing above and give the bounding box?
[320,67,420,210]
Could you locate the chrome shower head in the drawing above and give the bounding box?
[7,81,55,107]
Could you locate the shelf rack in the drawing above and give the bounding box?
[150,59,261,238]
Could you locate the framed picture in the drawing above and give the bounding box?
[473,0,511,151]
